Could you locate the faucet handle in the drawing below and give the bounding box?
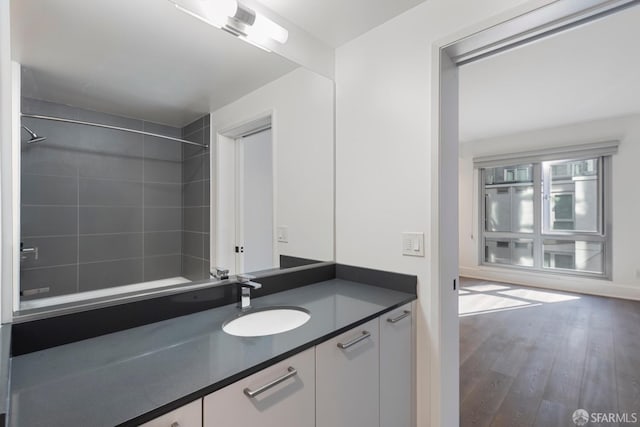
[236,274,256,284]
[236,274,262,290]
[211,267,229,280]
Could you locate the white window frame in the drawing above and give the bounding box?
[476,144,615,280]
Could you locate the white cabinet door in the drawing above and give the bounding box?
[203,347,315,427]
[139,399,202,427]
[380,303,414,427]
[316,318,380,427]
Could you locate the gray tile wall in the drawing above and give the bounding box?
[20,98,185,299]
[181,115,211,281]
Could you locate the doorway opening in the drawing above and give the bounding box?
[434,1,639,425]
[216,116,277,276]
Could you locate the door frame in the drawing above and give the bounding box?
[431,0,639,425]
[232,129,275,274]
[215,112,277,276]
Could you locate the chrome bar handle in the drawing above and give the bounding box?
[20,246,38,261]
[387,310,411,324]
[337,330,371,349]
[243,367,298,398]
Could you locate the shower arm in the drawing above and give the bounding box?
[21,124,46,143]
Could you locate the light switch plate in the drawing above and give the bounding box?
[277,226,289,243]
[402,232,424,257]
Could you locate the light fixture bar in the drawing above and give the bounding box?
[248,13,288,44]
[169,0,288,51]
[170,0,238,28]
[174,4,222,28]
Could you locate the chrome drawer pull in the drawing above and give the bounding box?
[337,331,371,349]
[387,310,411,324]
[243,367,298,398]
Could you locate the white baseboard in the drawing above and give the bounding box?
[459,265,640,301]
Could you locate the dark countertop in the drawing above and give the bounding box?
[9,279,416,427]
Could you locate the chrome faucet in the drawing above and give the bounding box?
[236,274,262,310]
[211,267,229,280]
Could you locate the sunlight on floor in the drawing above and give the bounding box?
[459,294,534,316]
[463,284,510,292]
[498,288,581,303]
[459,280,581,316]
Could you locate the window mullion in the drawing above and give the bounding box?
[533,163,543,269]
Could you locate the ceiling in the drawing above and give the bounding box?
[11,0,427,127]
[11,0,298,126]
[256,0,426,47]
[459,5,640,142]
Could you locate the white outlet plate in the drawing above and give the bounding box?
[277,226,289,243]
[402,232,424,257]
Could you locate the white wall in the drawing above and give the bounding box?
[334,0,541,426]
[0,0,8,322]
[459,115,640,299]
[0,2,17,322]
[210,67,334,265]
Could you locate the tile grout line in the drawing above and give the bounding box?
[22,253,185,270]
[24,230,184,239]
[24,204,183,208]
[23,172,184,185]
[142,124,146,282]
[76,164,80,294]
[181,124,185,280]
[202,140,206,278]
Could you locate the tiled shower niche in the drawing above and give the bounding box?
[20,97,210,301]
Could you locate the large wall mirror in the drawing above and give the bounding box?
[10,0,334,315]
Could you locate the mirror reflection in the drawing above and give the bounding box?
[13,0,334,310]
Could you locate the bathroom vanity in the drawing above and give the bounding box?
[5,264,417,427]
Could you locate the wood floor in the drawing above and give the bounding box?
[459,277,640,427]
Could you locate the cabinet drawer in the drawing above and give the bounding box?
[139,399,202,427]
[316,318,380,427]
[203,347,315,427]
[380,303,413,427]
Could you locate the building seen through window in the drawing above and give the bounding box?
[482,157,607,276]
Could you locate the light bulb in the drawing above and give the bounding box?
[246,13,288,44]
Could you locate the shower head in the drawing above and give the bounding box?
[21,125,46,143]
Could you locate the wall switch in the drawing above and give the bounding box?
[402,232,424,257]
[277,226,289,243]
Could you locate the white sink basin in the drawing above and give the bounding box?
[222,306,311,337]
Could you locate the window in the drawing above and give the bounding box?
[479,155,610,278]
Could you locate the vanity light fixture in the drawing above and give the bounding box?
[241,7,289,44]
[169,0,289,52]
[170,0,238,29]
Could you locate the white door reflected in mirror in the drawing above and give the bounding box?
[238,128,275,273]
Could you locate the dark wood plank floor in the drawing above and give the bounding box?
[459,277,640,427]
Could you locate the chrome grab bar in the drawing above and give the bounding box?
[387,310,411,324]
[243,367,298,398]
[337,330,371,349]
